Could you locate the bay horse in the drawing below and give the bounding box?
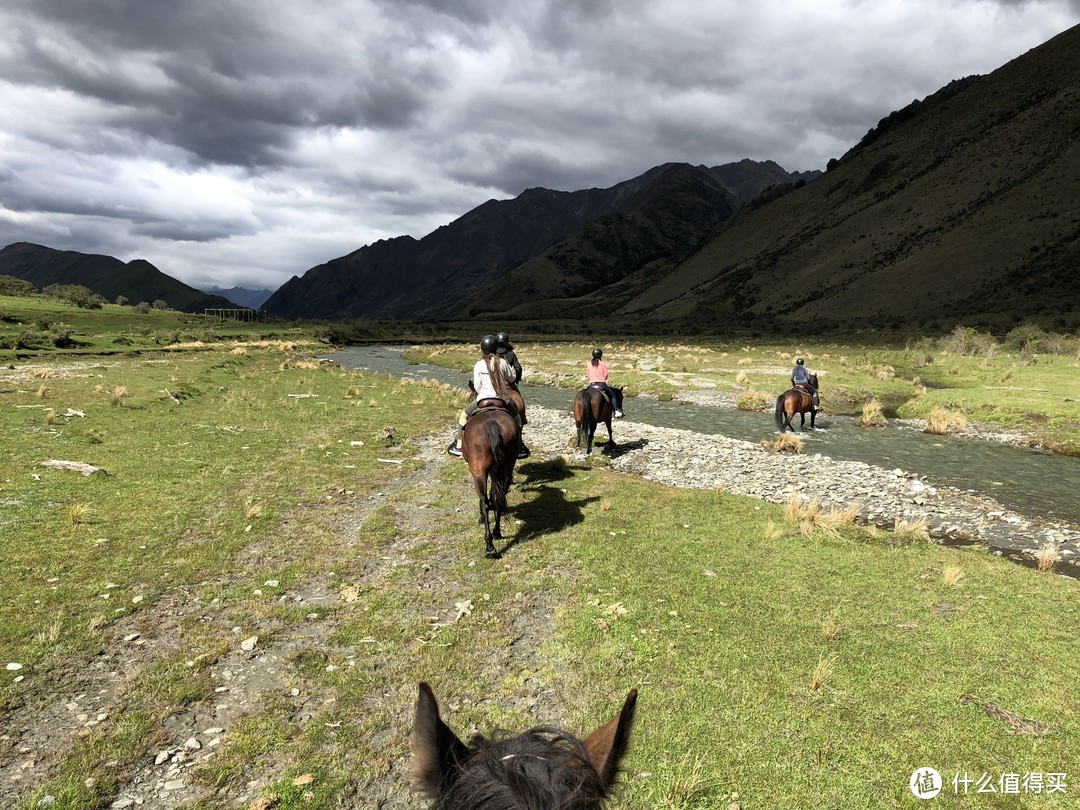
[413,681,637,810]
[775,373,819,432]
[461,406,521,559]
[573,384,622,454]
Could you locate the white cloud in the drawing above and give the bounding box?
[0,0,1076,290]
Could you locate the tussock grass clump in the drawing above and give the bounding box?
[110,385,128,406]
[44,409,55,425]
[811,653,837,692]
[761,433,804,454]
[822,614,840,642]
[1034,544,1060,572]
[32,368,51,379]
[736,389,769,411]
[735,371,750,386]
[68,503,88,529]
[36,383,47,398]
[923,407,967,435]
[875,365,895,380]
[942,566,964,587]
[737,357,754,367]
[893,516,931,543]
[230,346,248,355]
[855,399,887,427]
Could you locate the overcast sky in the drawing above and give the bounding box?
[1,0,1077,292]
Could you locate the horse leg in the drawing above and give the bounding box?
[604,416,615,450]
[586,419,596,454]
[799,412,806,431]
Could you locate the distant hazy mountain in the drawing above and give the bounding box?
[0,243,235,313]
[263,159,811,320]
[200,286,274,309]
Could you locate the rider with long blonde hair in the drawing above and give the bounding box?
[448,335,528,458]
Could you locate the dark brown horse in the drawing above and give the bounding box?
[775,373,819,432]
[573,384,622,454]
[461,406,521,558]
[412,681,637,810]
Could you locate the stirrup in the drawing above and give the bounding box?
[447,441,462,457]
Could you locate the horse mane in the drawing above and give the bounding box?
[435,728,608,810]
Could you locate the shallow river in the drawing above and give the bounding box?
[327,346,1080,525]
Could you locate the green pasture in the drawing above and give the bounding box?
[406,330,1080,454]
[1,302,1077,808]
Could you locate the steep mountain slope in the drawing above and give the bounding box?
[0,243,235,313]
[625,24,1080,332]
[263,160,808,320]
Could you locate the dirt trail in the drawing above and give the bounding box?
[1,434,564,808]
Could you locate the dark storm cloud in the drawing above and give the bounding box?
[0,0,1077,289]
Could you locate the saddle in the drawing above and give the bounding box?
[476,397,507,410]
[587,382,612,407]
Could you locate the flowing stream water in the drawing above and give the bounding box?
[326,346,1080,526]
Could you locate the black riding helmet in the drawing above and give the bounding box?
[592,348,603,360]
[496,332,511,349]
[796,357,804,365]
[480,334,497,354]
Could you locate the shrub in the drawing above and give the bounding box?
[0,275,36,296]
[940,325,997,356]
[134,301,152,314]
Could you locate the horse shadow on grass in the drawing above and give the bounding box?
[496,458,601,554]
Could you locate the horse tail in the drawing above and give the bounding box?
[485,418,509,509]
[775,393,786,432]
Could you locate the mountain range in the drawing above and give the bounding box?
[3,23,1077,334]
[0,243,236,313]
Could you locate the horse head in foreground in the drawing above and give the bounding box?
[775,373,819,432]
[573,384,622,454]
[412,682,637,810]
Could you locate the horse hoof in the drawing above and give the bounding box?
[485,550,502,560]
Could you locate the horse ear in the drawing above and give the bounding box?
[581,689,637,789]
[412,682,471,798]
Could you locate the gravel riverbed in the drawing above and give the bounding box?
[519,403,1080,576]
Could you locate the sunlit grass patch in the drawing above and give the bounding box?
[942,566,964,587]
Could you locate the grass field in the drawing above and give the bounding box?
[1,302,1077,808]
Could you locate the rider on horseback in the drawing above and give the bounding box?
[448,335,530,459]
[495,332,522,386]
[587,348,624,418]
[790,357,820,412]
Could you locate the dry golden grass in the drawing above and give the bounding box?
[822,614,840,642]
[68,503,87,529]
[230,347,248,355]
[36,615,62,645]
[942,566,964,587]
[923,408,968,435]
[761,433,804,454]
[44,409,55,425]
[32,368,51,379]
[110,385,128,406]
[875,365,896,380]
[737,357,754,366]
[736,389,769,411]
[246,505,263,520]
[1034,544,1060,572]
[810,653,837,691]
[893,516,931,542]
[735,371,750,386]
[36,384,47,398]
[855,399,887,427]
